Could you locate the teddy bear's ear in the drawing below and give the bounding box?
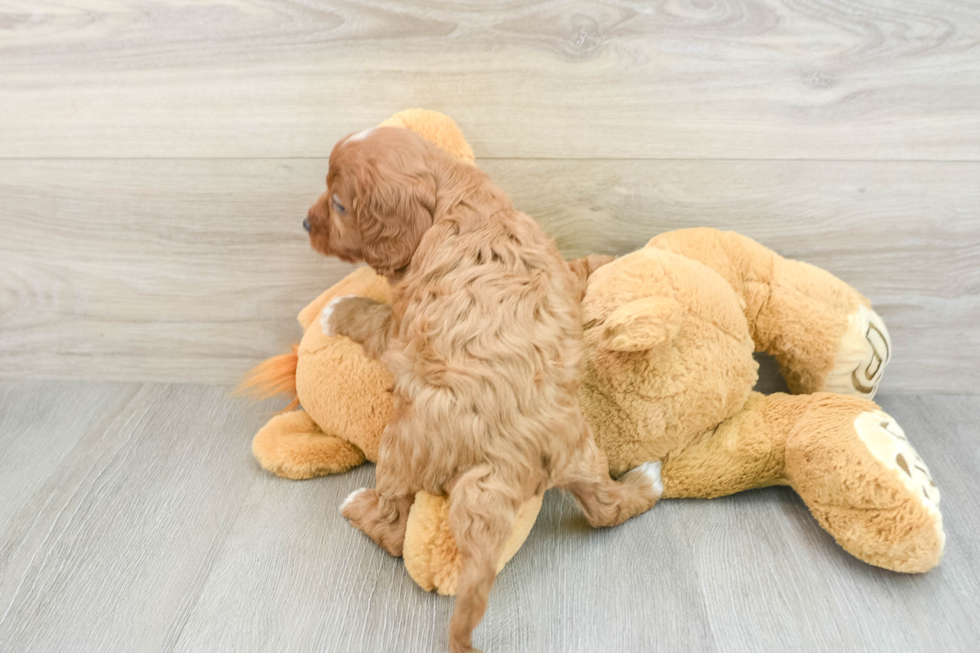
[378,109,475,165]
[600,297,683,352]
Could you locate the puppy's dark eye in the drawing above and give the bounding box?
[332,194,346,213]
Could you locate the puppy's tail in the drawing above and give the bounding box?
[235,344,300,412]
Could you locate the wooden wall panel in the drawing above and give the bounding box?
[1,158,976,392]
[1,0,978,160]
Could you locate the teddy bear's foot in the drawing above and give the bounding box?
[403,491,544,596]
[341,487,415,557]
[854,409,940,507]
[787,399,944,573]
[252,410,365,479]
[821,305,891,398]
[841,409,944,572]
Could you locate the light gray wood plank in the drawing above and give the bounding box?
[171,392,979,653]
[169,464,450,653]
[171,467,714,653]
[0,158,349,385]
[1,0,979,159]
[0,384,977,652]
[0,382,273,652]
[0,382,135,542]
[2,158,977,393]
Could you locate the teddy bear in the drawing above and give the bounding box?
[242,109,944,596]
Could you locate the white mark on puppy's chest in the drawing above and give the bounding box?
[345,128,374,145]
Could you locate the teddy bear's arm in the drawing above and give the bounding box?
[648,228,890,397]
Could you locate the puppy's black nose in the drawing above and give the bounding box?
[303,217,311,233]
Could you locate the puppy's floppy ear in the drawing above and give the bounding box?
[353,169,436,277]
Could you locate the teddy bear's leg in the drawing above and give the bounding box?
[663,392,944,572]
[784,394,943,572]
[648,228,891,397]
[403,491,544,596]
[659,392,800,499]
[252,410,366,479]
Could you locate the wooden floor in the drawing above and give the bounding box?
[0,381,977,652]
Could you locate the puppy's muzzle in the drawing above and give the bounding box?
[303,217,311,233]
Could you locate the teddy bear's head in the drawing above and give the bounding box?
[294,267,395,461]
[580,243,759,476]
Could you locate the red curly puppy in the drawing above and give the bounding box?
[305,127,660,653]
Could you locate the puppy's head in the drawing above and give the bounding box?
[306,127,437,277]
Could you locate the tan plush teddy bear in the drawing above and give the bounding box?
[577,229,943,574]
[243,110,944,596]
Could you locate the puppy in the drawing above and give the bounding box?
[305,127,660,653]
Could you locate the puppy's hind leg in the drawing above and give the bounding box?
[447,466,521,653]
[558,424,661,528]
[341,488,416,557]
[341,442,418,557]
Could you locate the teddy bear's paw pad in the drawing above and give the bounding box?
[824,305,891,398]
[854,410,940,510]
[320,295,358,337]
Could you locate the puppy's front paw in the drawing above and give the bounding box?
[320,295,358,337]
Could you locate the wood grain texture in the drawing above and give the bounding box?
[1,0,979,159]
[0,382,265,652]
[0,382,134,536]
[0,383,977,652]
[1,158,977,392]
